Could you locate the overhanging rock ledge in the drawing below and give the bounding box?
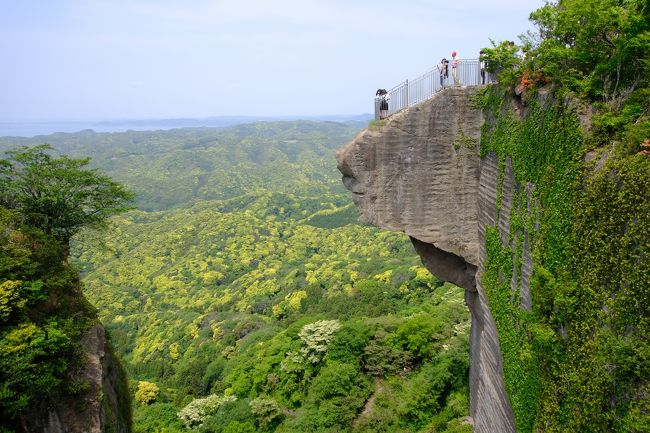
[337,86,518,433]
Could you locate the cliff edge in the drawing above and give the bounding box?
[21,324,131,433]
[337,87,519,433]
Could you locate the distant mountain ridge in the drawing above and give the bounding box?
[0,114,372,138]
[0,120,367,211]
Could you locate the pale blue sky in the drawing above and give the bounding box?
[1,0,544,121]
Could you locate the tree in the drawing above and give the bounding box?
[524,0,649,103]
[134,381,160,405]
[249,397,283,429]
[177,394,237,428]
[0,145,134,245]
[298,320,341,364]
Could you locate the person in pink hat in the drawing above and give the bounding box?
[451,51,461,86]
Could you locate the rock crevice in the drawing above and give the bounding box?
[22,325,130,433]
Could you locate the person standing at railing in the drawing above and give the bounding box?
[376,88,390,119]
[479,50,487,84]
[451,51,461,86]
[437,58,449,88]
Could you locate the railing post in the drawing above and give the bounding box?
[405,79,409,108]
[374,98,380,120]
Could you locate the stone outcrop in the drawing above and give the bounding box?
[337,87,526,433]
[338,88,482,268]
[21,325,130,433]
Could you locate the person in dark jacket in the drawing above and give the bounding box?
[376,88,389,119]
[438,58,449,87]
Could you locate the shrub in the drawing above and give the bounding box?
[249,397,283,428]
[134,381,160,405]
[177,394,237,428]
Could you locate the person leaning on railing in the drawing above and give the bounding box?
[375,88,390,119]
[479,51,487,84]
[438,58,449,87]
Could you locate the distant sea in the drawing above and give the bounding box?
[0,114,372,138]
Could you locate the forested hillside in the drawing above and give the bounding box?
[0,146,133,431]
[2,122,472,433]
[1,122,363,211]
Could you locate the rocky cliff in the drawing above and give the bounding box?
[337,87,523,433]
[21,325,131,433]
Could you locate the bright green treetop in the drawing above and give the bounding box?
[0,144,134,244]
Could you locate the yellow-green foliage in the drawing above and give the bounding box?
[73,198,424,366]
[30,120,475,433]
[134,381,160,405]
[272,291,307,319]
[0,280,25,321]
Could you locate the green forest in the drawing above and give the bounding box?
[1,121,473,433]
[0,144,133,431]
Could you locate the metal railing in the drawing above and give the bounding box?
[374,59,494,120]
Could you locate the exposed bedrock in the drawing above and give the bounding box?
[336,87,518,433]
[22,325,130,433]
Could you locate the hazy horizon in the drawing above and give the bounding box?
[0,113,373,138]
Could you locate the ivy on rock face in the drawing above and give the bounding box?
[479,91,649,433]
[475,0,649,430]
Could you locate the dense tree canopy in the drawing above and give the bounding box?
[12,121,471,433]
[525,0,649,103]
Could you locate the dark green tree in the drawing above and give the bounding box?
[525,0,649,102]
[0,145,134,245]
